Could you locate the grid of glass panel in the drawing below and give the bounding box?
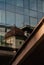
[0,0,44,47]
[0,0,44,28]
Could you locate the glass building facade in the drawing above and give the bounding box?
[0,0,44,47]
[0,0,44,27]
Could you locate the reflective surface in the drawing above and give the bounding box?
[0,0,44,27]
[0,0,44,47]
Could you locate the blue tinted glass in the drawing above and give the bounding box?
[24,9,29,16]
[6,0,16,5]
[43,13,44,17]
[37,12,43,19]
[0,10,5,25]
[16,14,24,27]
[0,10,1,23]
[6,4,16,13]
[0,1,5,10]
[1,10,5,24]
[43,0,44,12]
[6,11,15,26]
[6,0,12,4]
[30,17,37,27]
[38,0,42,12]
[0,0,4,1]
[30,10,37,18]
[16,0,23,7]
[10,0,16,5]
[24,15,29,25]
[24,0,28,9]
[30,0,37,10]
[16,7,23,14]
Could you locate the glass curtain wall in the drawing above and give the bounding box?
[0,0,44,46]
[0,0,44,27]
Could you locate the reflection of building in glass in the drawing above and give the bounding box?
[0,0,44,64]
[0,0,44,44]
[5,26,27,49]
[21,25,34,37]
[0,0,44,43]
[0,25,11,46]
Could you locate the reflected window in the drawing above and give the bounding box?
[0,10,5,24]
[6,0,16,6]
[16,7,23,14]
[16,14,24,27]
[0,28,5,36]
[6,11,16,26]
[0,10,1,23]
[37,12,43,19]
[0,36,4,45]
[24,0,28,9]
[1,10,5,24]
[24,9,29,16]
[38,0,42,12]
[7,29,10,32]
[0,0,5,10]
[30,10,37,18]
[30,0,37,10]
[43,0,44,12]
[30,17,37,27]
[0,0,4,1]
[16,0,23,7]
[24,15,29,25]
[6,4,16,13]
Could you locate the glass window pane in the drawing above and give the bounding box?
[16,7,23,14]
[6,4,16,13]
[0,0,4,1]
[6,0,16,5]
[30,17,37,27]
[30,10,37,18]
[38,0,42,12]
[24,9,29,16]
[0,10,5,24]
[37,12,43,19]
[30,0,37,10]
[6,0,11,4]
[12,0,16,6]
[6,11,15,26]
[1,10,5,24]
[24,16,29,25]
[0,1,5,10]
[16,14,24,28]
[0,28,5,36]
[16,0,23,7]
[0,10,1,23]
[43,0,44,12]
[43,13,44,18]
[24,0,28,9]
